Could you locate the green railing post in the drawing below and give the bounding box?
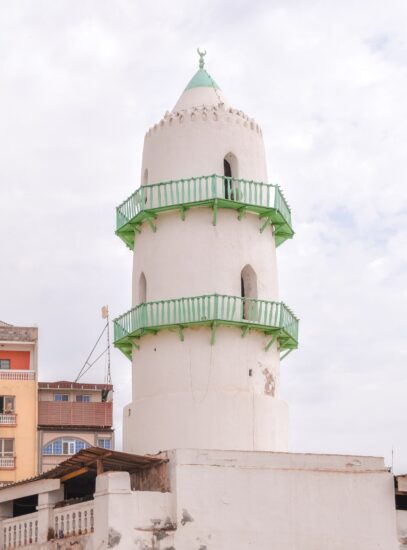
[211,174,217,199]
[278,303,283,328]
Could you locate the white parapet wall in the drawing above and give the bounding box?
[398,510,407,548]
[164,449,399,550]
[0,450,401,549]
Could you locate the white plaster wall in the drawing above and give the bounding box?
[142,104,267,184]
[168,449,399,550]
[132,209,278,305]
[133,491,175,548]
[123,328,288,455]
[126,87,287,455]
[93,471,134,549]
[172,86,229,111]
[398,510,407,547]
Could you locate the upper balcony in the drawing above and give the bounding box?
[116,175,294,249]
[114,294,299,360]
[0,370,35,381]
[38,401,112,428]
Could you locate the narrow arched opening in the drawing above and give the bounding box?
[139,272,147,303]
[223,152,238,199]
[241,264,257,320]
[143,169,148,186]
[142,169,149,205]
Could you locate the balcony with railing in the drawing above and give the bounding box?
[0,448,170,549]
[0,414,16,426]
[114,294,299,359]
[1,500,95,549]
[0,457,15,469]
[53,499,94,540]
[2,511,39,548]
[116,175,294,249]
[38,401,112,428]
[0,370,35,381]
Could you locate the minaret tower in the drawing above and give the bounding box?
[114,51,298,455]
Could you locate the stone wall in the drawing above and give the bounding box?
[0,325,38,343]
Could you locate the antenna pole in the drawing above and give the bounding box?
[106,308,112,385]
[74,306,112,384]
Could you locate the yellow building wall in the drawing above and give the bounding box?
[0,379,37,483]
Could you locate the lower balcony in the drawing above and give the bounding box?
[2,500,94,549]
[113,294,299,359]
[116,175,294,249]
[0,456,15,469]
[0,413,16,426]
[2,511,39,547]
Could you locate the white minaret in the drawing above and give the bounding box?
[114,51,298,455]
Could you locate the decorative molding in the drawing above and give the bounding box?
[145,104,263,138]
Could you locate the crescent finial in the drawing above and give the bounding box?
[197,48,207,69]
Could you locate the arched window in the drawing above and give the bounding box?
[139,272,147,303]
[241,264,257,320]
[224,153,238,199]
[142,169,149,205]
[43,438,90,456]
[143,168,148,186]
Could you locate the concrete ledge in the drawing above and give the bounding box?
[169,448,388,473]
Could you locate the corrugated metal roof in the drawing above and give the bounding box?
[0,447,167,491]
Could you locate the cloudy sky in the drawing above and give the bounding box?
[1,0,406,472]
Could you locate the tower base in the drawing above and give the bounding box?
[123,391,289,455]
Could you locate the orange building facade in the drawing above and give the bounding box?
[0,321,38,484]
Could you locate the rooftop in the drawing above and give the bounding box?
[0,447,167,495]
[38,381,113,391]
[0,323,38,343]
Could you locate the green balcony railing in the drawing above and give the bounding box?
[116,175,294,249]
[113,294,299,359]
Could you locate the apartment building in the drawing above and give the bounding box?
[37,381,113,473]
[0,321,38,484]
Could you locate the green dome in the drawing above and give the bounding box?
[185,68,220,91]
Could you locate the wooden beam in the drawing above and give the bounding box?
[237,207,246,221]
[145,214,157,233]
[280,349,294,361]
[212,200,218,226]
[60,467,89,483]
[260,216,272,233]
[265,334,277,351]
[96,459,104,476]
